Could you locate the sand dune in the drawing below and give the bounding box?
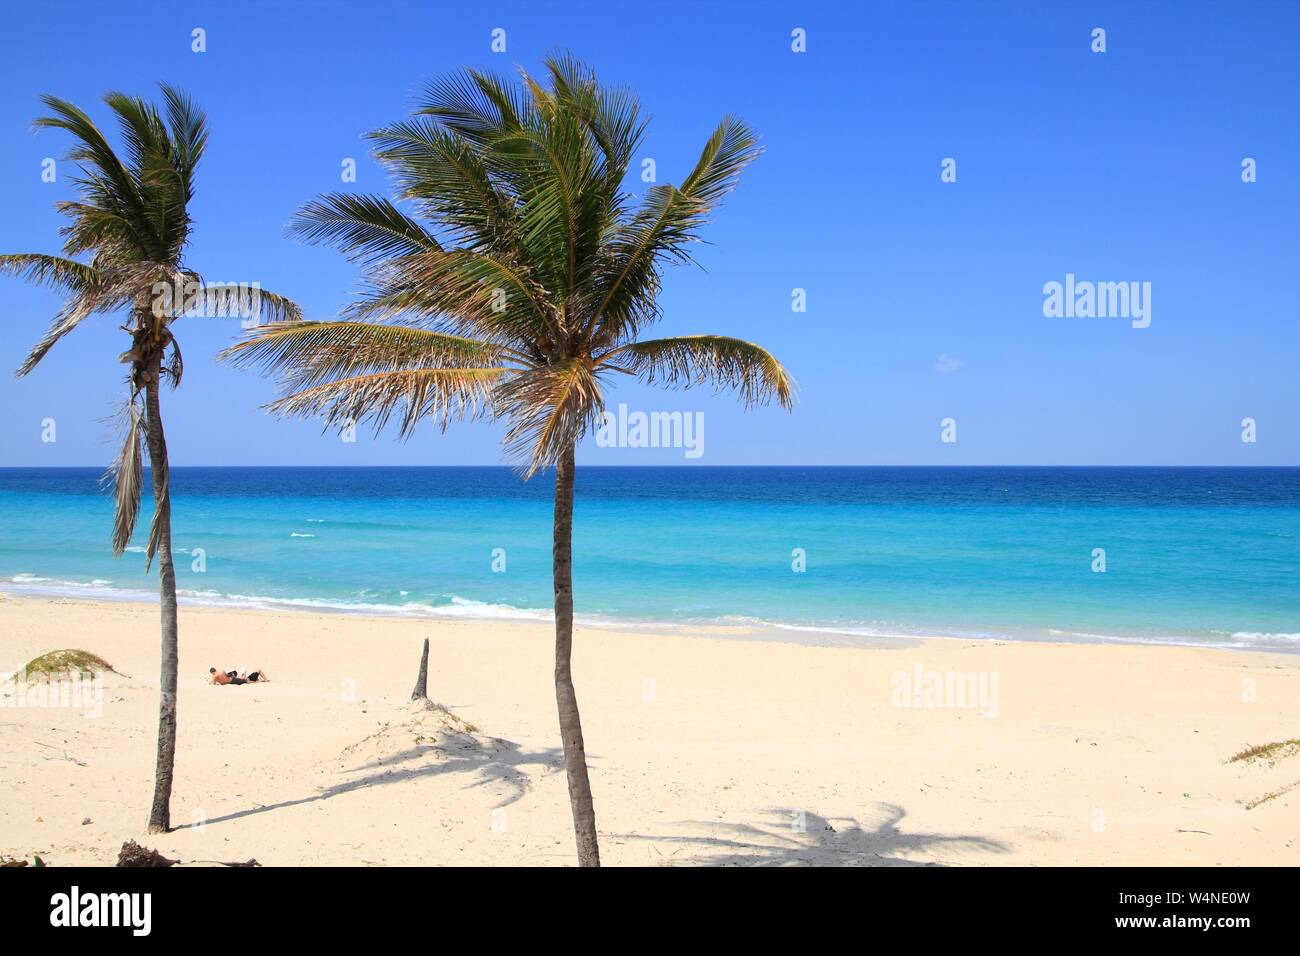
[1,594,1297,866]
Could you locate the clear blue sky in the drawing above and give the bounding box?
[1,0,1297,466]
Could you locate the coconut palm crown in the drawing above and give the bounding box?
[223,55,792,466]
[221,55,793,864]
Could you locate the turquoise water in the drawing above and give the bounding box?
[1,467,1297,651]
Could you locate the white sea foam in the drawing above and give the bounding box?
[290,532,315,538]
[2,574,1295,653]
[1229,631,1300,643]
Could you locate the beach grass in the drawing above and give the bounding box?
[19,648,115,679]
[1228,739,1300,765]
[1244,780,1300,810]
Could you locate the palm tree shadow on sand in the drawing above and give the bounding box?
[178,721,566,830]
[622,805,1008,866]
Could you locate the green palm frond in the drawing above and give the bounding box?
[415,67,529,147]
[367,119,524,255]
[601,335,795,409]
[158,84,209,192]
[33,95,149,244]
[6,86,286,383]
[544,54,645,191]
[290,193,439,264]
[585,117,760,346]
[678,115,761,206]
[0,253,102,294]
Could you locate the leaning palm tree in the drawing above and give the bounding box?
[1,87,299,833]
[222,56,793,865]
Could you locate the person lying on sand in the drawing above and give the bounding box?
[209,667,270,685]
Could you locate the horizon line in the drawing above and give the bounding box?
[2,464,1297,471]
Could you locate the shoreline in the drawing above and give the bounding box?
[2,593,1299,866]
[2,579,1295,656]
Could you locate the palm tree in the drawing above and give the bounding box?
[1,87,300,833]
[221,56,793,865]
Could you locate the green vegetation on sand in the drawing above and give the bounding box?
[20,649,116,679]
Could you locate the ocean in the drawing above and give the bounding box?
[1,466,1297,652]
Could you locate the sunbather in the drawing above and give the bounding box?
[209,667,270,685]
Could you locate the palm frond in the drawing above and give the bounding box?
[544,53,646,194]
[346,248,557,345]
[33,95,149,243]
[2,252,124,376]
[266,367,507,439]
[497,358,604,475]
[415,68,528,146]
[105,400,144,555]
[289,193,439,264]
[678,115,761,206]
[158,84,209,195]
[0,253,102,294]
[186,282,301,325]
[367,119,524,255]
[220,320,517,391]
[583,117,760,347]
[143,449,168,572]
[16,295,108,376]
[601,335,795,409]
[162,334,183,388]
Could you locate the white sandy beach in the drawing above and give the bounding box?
[1,592,1297,867]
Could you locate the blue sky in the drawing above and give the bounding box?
[1,0,1297,466]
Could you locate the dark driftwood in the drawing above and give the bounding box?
[116,839,259,867]
[411,638,430,700]
[117,840,177,867]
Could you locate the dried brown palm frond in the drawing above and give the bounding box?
[599,335,796,409]
[105,400,144,556]
[265,367,506,440]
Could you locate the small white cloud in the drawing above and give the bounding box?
[934,353,963,374]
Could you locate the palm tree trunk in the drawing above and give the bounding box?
[411,637,430,700]
[553,444,599,866]
[142,359,179,834]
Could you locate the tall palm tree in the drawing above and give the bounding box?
[1,87,300,833]
[222,56,793,865]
